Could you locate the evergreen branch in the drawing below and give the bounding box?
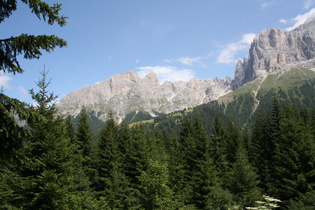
[0,0,17,23]
[21,0,68,26]
[0,93,43,160]
[0,34,67,74]
[0,1,68,26]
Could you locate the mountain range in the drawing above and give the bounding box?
[57,17,315,123]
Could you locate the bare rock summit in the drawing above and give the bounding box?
[58,17,315,123]
[231,16,315,89]
[57,71,231,123]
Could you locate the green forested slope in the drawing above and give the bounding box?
[2,68,315,209]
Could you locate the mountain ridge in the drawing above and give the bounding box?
[57,17,315,123]
[57,70,231,122]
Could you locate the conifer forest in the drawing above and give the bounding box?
[1,1,315,209]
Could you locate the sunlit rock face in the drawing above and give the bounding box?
[58,17,315,123]
[232,17,315,90]
[57,70,231,123]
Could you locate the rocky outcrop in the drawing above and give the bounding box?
[231,17,315,89]
[57,71,231,123]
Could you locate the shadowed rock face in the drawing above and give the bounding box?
[231,16,315,90]
[57,70,231,123]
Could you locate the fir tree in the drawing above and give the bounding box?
[273,104,315,201]
[76,106,97,186]
[225,118,241,163]
[123,125,150,209]
[64,115,76,144]
[0,70,94,209]
[227,146,261,208]
[250,111,273,192]
[97,112,127,208]
[176,117,197,205]
[210,116,229,181]
[0,0,67,160]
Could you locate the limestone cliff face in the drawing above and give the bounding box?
[57,70,231,122]
[58,17,315,122]
[231,17,315,89]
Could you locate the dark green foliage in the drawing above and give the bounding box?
[76,107,94,158]
[0,0,67,161]
[225,93,256,126]
[64,115,76,143]
[96,112,127,208]
[0,0,67,74]
[0,93,37,160]
[287,190,315,209]
[210,116,229,176]
[0,71,94,209]
[76,107,98,186]
[250,111,273,192]
[227,146,261,208]
[273,104,315,201]
[123,110,153,124]
[2,15,315,208]
[225,118,241,163]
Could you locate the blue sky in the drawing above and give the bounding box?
[1,0,315,103]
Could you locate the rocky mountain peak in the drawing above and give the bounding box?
[141,72,159,88]
[231,17,315,90]
[296,16,315,30]
[57,70,231,123]
[57,18,315,123]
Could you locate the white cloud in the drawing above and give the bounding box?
[164,59,172,63]
[260,1,275,8]
[0,73,12,89]
[217,33,256,64]
[304,0,314,9]
[164,56,204,66]
[176,56,203,66]
[241,33,256,44]
[281,8,315,31]
[137,66,194,83]
[18,86,28,97]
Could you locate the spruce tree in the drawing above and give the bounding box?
[97,112,127,208]
[76,106,97,186]
[139,154,176,209]
[0,0,67,160]
[227,146,261,208]
[176,117,197,206]
[64,115,76,144]
[193,122,233,210]
[210,116,229,181]
[250,111,273,192]
[123,125,150,209]
[225,118,241,163]
[0,0,67,74]
[0,70,94,209]
[273,104,315,202]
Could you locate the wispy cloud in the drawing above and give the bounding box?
[137,66,194,83]
[0,73,12,89]
[165,56,204,66]
[217,33,256,64]
[280,8,315,31]
[18,86,28,97]
[177,56,203,66]
[260,1,275,8]
[304,0,314,9]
